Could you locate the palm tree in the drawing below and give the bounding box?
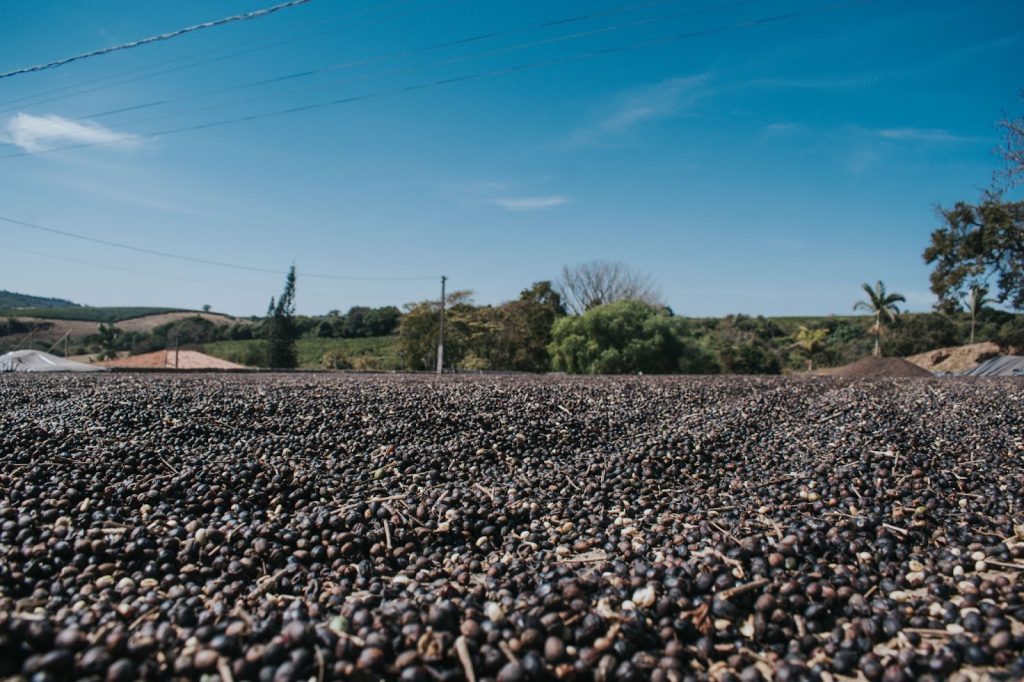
[965,285,994,345]
[792,325,829,371]
[97,323,121,361]
[853,281,905,357]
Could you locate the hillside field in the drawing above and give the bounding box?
[202,335,401,370]
[0,306,192,323]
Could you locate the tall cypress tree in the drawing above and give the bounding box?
[265,266,298,368]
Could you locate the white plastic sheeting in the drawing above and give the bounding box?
[965,355,1024,377]
[0,350,105,372]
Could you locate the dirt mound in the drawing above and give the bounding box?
[100,350,245,370]
[817,356,933,377]
[906,341,1001,374]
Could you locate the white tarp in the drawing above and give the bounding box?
[0,350,106,373]
[965,355,1024,377]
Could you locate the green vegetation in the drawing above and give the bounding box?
[924,99,1024,310]
[398,282,565,372]
[853,281,905,357]
[0,306,188,322]
[0,290,79,310]
[203,336,401,370]
[264,266,299,369]
[925,199,1024,309]
[549,300,709,374]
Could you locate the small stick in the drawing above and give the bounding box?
[558,554,609,564]
[557,404,572,416]
[715,578,770,602]
[247,568,287,601]
[985,560,1024,571]
[333,629,366,647]
[882,523,909,536]
[129,608,157,629]
[336,493,408,512]
[217,657,235,682]
[474,483,495,502]
[904,627,953,637]
[498,641,519,663]
[384,520,392,550]
[455,635,477,682]
[315,645,325,682]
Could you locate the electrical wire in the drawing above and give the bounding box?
[0,0,314,81]
[2,0,691,122]
[3,244,413,301]
[0,215,438,281]
[3,244,270,293]
[0,0,439,114]
[0,0,878,160]
[60,0,767,131]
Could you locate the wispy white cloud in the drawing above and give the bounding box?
[746,74,885,91]
[492,195,569,211]
[952,31,1024,60]
[1,112,140,153]
[762,122,807,137]
[875,127,976,143]
[567,74,711,147]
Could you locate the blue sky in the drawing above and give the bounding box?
[0,0,1021,316]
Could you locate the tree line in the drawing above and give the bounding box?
[51,93,1024,373]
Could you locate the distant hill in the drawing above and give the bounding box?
[0,306,192,323]
[0,290,79,310]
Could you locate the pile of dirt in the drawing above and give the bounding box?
[817,356,933,377]
[906,341,1001,374]
[100,350,245,370]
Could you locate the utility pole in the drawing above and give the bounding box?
[436,275,446,374]
[173,327,180,369]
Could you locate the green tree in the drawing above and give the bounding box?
[97,323,121,360]
[853,281,905,357]
[884,313,961,358]
[965,285,995,344]
[398,291,479,370]
[924,199,1024,310]
[792,325,828,371]
[264,266,298,368]
[548,300,708,374]
[487,281,566,372]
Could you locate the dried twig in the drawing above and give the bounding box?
[715,578,770,602]
[247,567,287,601]
[455,635,477,682]
[217,657,235,682]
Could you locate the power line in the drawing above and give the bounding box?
[0,0,878,160]
[0,0,436,114]
[0,215,437,281]
[65,0,767,132]
[3,244,417,301]
[5,0,696,125]
[0,0,314,81]
[3,244,268,293]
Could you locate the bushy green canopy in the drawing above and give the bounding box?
[549,300,706,374]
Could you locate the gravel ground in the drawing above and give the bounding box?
[1,373,1022,681]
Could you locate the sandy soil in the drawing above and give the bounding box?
[905,341,1001,374]
[99,350,245,369]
